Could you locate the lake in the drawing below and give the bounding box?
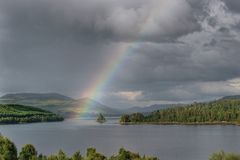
[0,118,240,160]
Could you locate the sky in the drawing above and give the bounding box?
[0,0,240,108]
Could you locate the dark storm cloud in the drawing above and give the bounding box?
[102,0,240,106]
[0,0,240,107]
[0,0,200,43]
[223,0,240,14]
[106,38,240,103]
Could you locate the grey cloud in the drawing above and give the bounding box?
[0,0,240,108]
[223,0,240,14]
[100,0,240,106]
[0,0,200,43]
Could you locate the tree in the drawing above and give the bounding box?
[47,155,58,160]
[0,136,18,160]
[72,151,82,160]
[117,148,131,160]
[130,113,144,122]
[120,115,130,123]
[19,144,37,160]
[209,151,240,160]
[1,136,159,160]
[96,113,106,123]
[109,148,158,160]
[38,154,47,160]
[86,148,106,160]
[57,150,67,160]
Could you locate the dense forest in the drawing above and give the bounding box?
[120,99,240,125]
[0,104,63,124]
[0,135,158,160]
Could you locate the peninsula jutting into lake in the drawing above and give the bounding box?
[120,98,240,125]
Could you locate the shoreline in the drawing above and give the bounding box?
[0,120,64,125]
[120,121,240,126]
[0,118,64,125]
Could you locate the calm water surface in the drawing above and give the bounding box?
[0,118,240,160]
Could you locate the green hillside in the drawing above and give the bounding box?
[0,104,63,124]
[120,99,240,125]
[0,93,122,117]
[1,93,73,101]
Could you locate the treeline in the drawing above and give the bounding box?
[209,151,240,160]
[120,99,240,124]
[0,104,63,124]
[1,135,240,160]
[0,135,158,160]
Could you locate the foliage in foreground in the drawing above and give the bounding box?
[120,99,240,124]
[0,135,158,160]
[0,104,63,124]
[209,151,240,160]
[1,135,240,160]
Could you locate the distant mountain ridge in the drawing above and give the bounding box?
[125,95,240,113]
[0,93,121,117]
[1,93,240,118]
[125,104,182,113]
[1,93,73,101]
[221,95,240,100]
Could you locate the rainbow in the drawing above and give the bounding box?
[71,43,134,118]
[76,44,135,118]
[71,2,164,118]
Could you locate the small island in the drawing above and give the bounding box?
[96,113,106,123]
[0,104,64,124]
[120,99,240,125]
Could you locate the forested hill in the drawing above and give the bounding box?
[0,104,63,124]
[120,99,240,125]
[0,93,122,117]
[1,93,73,101]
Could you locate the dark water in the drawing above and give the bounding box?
[0,118,240,160]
